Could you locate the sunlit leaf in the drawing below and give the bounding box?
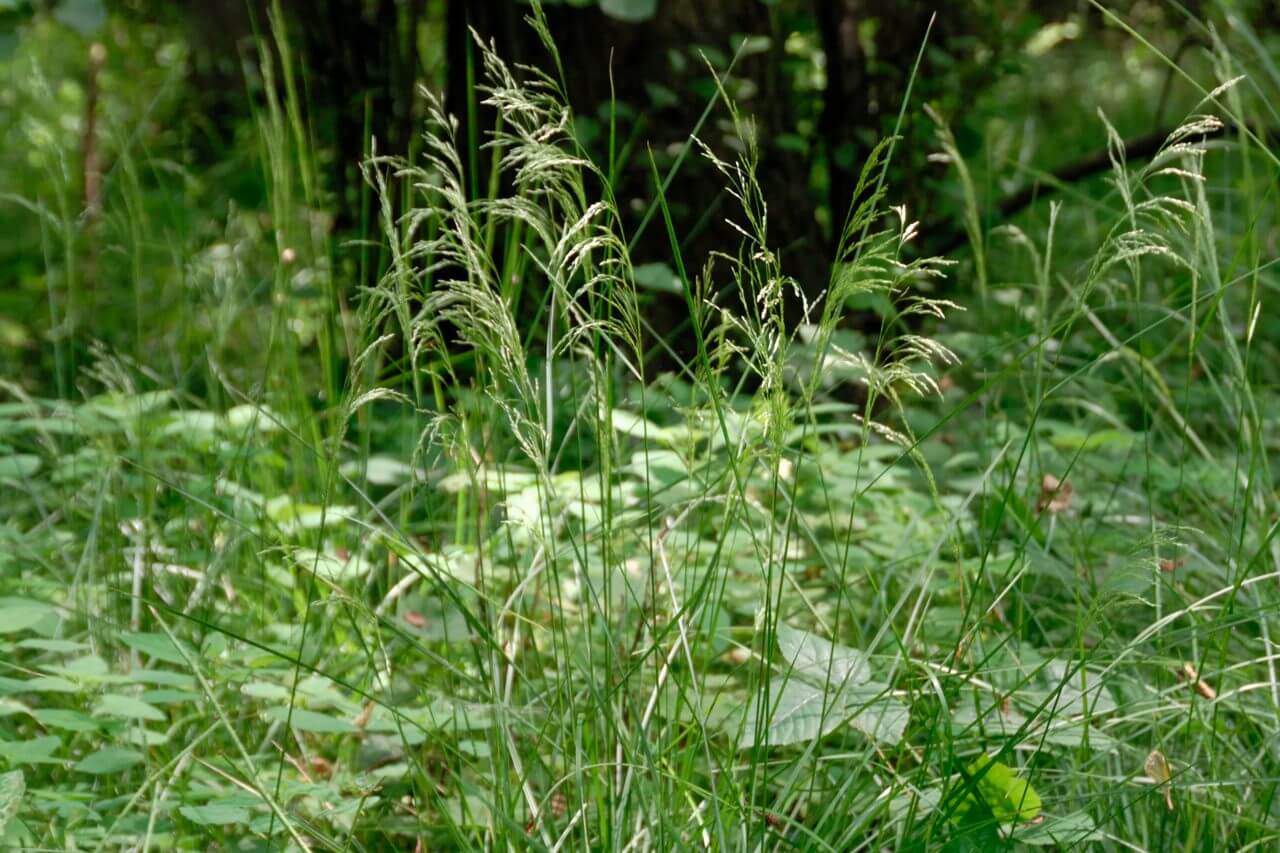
[0,700,27,718]
[966,754,1042,823]
[223,404,281,434]
[344,455,418,486]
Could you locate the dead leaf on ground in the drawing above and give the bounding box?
[1144,749,1174,810]
[353,701,376,731]
[1179,661,1217,700]
[1038,473,1073,513]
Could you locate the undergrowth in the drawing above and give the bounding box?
[1,5,1279,851]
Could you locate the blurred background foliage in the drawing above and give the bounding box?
[0,0,1271,393]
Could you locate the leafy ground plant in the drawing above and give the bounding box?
[2,3,1280,851]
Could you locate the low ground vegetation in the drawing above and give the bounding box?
[2,3,1279,850]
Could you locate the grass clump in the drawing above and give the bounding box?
[2,5,1280,851]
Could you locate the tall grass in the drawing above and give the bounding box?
[1,3,1279,851]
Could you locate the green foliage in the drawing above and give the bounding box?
[598,0,657,23]
[737,623,909,748]
[961,753,1042,824]
[1,0,1280,849]
[0,769,23,835]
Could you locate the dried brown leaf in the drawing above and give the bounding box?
[1144,750,1174,810]
[1179,662,1217,700]
[1037,474,1073,513]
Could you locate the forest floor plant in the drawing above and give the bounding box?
[0,3,1278,850]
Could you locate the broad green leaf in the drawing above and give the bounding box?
[263,706,355,734]
[343,455,418,486]
[0,700,27,718]
[626,448,684,479]
[740,679,839,747]
[967,754,1042,823]
[160,410,221,441]
[458,739,491,758]
[733,34,772,56]
[0,602,55,634]
[215,477,266,507]
[138,689,199,705]
[56,655,108,675]
[124,728,169,748]
[368,699,494,737]
[120,631,192,665]
[74,747,145,774]
[267,498,356,533]
[599,0,657,22]
[49,655,111,681]
[610,409,680,446]
[888,785,943,823]
[291,548,372,581]
[12,676,77,694]
[775,623,869,687]
[1012,811,1101,845]
[1029,659,1117,719]
[413,698,495,732]
[223,404,281,434]
[241,681,291,701]
[16,639,88,653]
[632,262,682,294]
[738,678,907,748]
[439,466,539,495]
[296,675,356,711]
[502,486,545,530]
[94,693,166,722]
[0,736,61,766]
[1048,428,1134,453]
[0,455,40,480]
[179,802,251,826]
[848,693,911,745]
[127,669,195,689]
[84,390,171,419]
[32,709,99,733]
[0,770,22,835]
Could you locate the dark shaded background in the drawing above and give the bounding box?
[0,0,1250,386]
